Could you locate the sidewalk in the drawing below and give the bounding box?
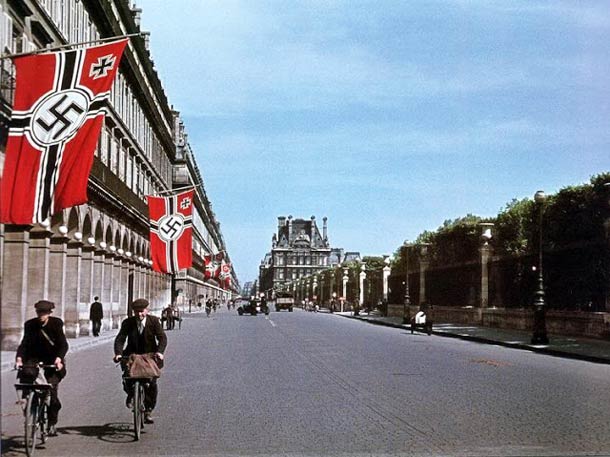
[336,312,610,364]
[1,329,119,373]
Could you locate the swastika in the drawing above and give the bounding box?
[35,94,85,141]
[160,216,183,240]
[31,90,90,146]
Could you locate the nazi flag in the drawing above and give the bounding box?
[0,39,127,225]
[148,190,194,274]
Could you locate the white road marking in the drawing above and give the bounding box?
[266,317,277,327]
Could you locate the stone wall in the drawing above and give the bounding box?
[387,304,610,339]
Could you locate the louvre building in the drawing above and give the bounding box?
[0,0,236,350]
[258,215,360,294]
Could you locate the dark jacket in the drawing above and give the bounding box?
[16,317,69,364]
[89,301,103,320]
[114,315,167,357]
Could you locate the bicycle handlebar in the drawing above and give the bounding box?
[14,362,57,371]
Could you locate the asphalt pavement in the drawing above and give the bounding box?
[3,309,609,372]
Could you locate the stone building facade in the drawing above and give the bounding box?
[259,216,358,294]
[0,0,236,350]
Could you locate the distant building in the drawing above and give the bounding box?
[258,216,359,293]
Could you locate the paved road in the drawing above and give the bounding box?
[2,308,610,456]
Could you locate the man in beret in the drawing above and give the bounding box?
[15,300,69,436]
[113,298,167,424]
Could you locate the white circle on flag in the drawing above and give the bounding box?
[157,214,185,242]
[30,89,90,146]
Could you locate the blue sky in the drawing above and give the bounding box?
[138,0,610,284]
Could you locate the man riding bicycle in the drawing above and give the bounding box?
[15,300,68,437]
[113,298,167,424]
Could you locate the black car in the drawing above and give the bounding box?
[237,299,269,316]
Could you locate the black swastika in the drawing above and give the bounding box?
[160,216,183,239]
[35,94,85,140]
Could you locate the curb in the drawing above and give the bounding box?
[337,313,610,365]
[1,332,117,373]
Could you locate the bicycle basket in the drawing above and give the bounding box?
[126,353,161,378]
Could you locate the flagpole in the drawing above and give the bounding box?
[155,183,202,197]
[0,33,143,60]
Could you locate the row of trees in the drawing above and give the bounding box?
[280,174,609,312]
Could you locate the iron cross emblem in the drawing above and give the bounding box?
[89,54,117,79]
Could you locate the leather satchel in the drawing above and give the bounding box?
[127,353,161,378]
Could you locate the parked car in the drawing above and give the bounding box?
[237,297,269,316]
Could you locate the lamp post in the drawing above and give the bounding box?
[403,241,411,324]
[531,190,549,345]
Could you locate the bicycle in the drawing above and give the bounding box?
[116,357,154,441]
[14,363,57,456]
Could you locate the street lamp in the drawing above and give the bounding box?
[403,241,411,324]
[531,190,549,345]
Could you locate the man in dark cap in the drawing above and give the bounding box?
[15,300,69,436]
[113,298,167,424]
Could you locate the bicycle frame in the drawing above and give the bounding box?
[15,364,56,457]
[125,377,151,440]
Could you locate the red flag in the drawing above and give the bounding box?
[0,39,128,224]
[204,254,214,279]
[148,190,194,274]
[213,252,224,279]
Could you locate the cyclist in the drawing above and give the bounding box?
[15,300,68,437]
[113,298,167,424]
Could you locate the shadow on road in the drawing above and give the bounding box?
[57,422,137,443]
[1,423,138,455]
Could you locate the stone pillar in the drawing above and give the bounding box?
[382,259,391,301]
[342,268,348,312]
[1,226,31,350]
[119,257,130,321]
[64,238,82,338]
[359,264,366,306]
[27,228,51,303]
[48,234,68,320]
[111,251,122,328]
[479,223,494,308]
[419,244,430,306]
[103,251,115,330]
[79,243,95,335]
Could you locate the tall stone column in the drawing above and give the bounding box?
[103,251,115,329]
[342,268,348,312]
[1,226,31,350]
[419,244,430,306]
[64,237,82,338]
[359,264,366,306]
[79,242,95,335]
[28,228,52,304]
[119,254,130,321]
[110,248,122,328]
[479,223,494,308]
[48,231,68,320]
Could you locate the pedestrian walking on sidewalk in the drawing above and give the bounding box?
[90,296,103,337]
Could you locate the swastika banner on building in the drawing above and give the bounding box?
[0,39,128,224]
[148,190,194,274]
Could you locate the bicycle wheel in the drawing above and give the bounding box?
[24,392,38,457]
[139,383,145,430]
[133,381,141,440]
[39,400,48,445]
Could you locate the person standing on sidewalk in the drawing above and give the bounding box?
[89,296,103,337]
[15,300,69,436]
